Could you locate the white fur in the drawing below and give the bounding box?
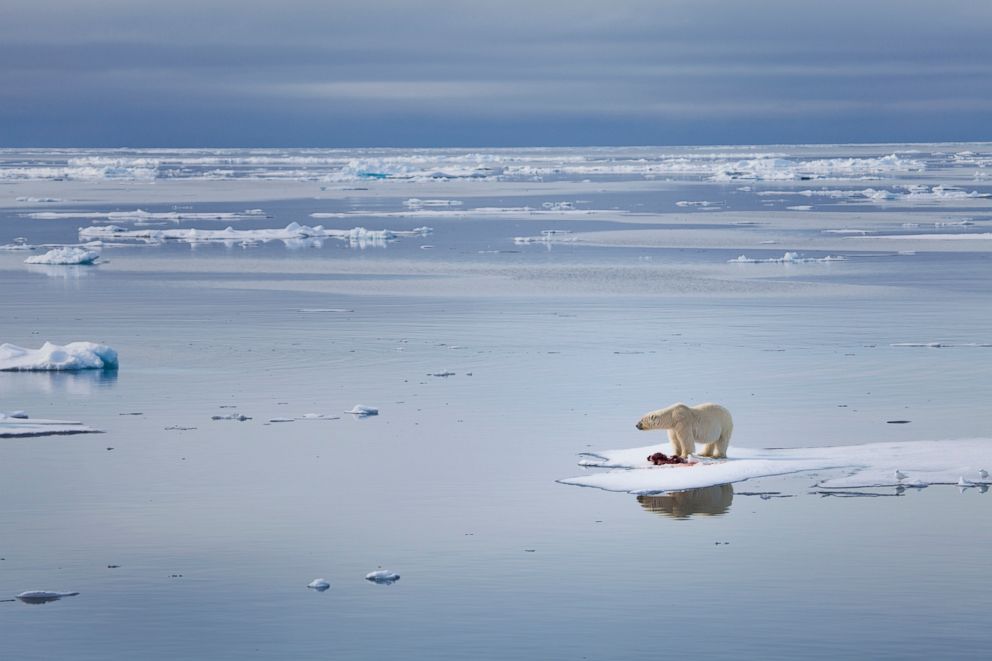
[636,402,734,458]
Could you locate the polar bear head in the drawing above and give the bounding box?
[635,403,690,430]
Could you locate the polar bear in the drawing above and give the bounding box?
[635,402,733,458]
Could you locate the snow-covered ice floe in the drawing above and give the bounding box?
[0,342,118,371]
[365,570,400,584]
[0,413,102,438]
[307,579,330,591]
[513,230,576,245]
[78,222,431,247]
[345,405,378,417]
[759,185,990,203]
[728,252,846,264]
[24,247,100,265]
[559,439,992,494]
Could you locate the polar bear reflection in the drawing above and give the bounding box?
[636,484,734,519]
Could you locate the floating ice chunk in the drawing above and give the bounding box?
[561,438,992,494]
[211,413,251,421]
[786,205,812,211]
[269,417,295,423]
[307,579,330,591]
[16,591,79,604]
[0,237,36,251]
[890,342,991,348]
[0,413,102,438]
[675,200,720,208]
[24,247,100,265]
[345,405,378,417]
[728,252,846,264]
[0,342,118,371]
[865,233,992,241]
[403,198,463,208]
[28,209,268,222]
[16,196,62,203]
[300,413,340,420]
[365,570,400,584]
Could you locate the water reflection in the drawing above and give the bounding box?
[637,484,734,519]
[0,368,118,396]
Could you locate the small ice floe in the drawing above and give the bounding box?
[307,579,330,591]
[676,200,720,208]
[0,412,102,438]
[890,342,992,349]
[403,198,463,208]
[427,371,456,377]
[297,308,353,313]
[24,247,100,265]
[979,469,989,480]
[211,413,252,421]
[0,237,36,251]
[787,205,812,211]
[365,570,400,585]
[16,591,79,604]
[0,342,118,371]
[345,405,378,417]
[513,230,576,245]
[957,477,975,488]
[269,417,295,423]
[16,196,63,203]
[301,413,340,420]
[728,252,846,264]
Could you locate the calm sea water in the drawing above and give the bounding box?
[1,145,990,659]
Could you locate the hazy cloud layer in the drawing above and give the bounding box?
[2,1,990,146]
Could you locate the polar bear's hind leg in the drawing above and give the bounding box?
[700,443,717,457]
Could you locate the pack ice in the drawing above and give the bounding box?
[24,247,100,265]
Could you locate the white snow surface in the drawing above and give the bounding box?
[0,342,118,371]
[24,247,100,265]
[560,439,992,494]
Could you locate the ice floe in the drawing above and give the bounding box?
[24,247,100,265]
[15,591,79,604]
[403,198,463,208]
[559,439,992,494]
[28,209,267,222]
[307,579,330,591]
[0,412,102,438]
[513,230,577,245]
[759,185,990,203]
[890,342,991,348]
[0,342,118,371]
[863,233,992,241]
[365,570,400,584]
[728,252,846,264]
[345,405,378,417]
[0,238,36,251]
[78,223,432,247]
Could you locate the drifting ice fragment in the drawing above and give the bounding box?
[365,570,400,584]
[16,591,79,604]
[307,579,330,591]
[345,405,378,417]
[25,247,100,265]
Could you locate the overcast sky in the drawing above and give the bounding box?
[2,0,990,147]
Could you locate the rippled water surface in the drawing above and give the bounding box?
[1,145,990,659]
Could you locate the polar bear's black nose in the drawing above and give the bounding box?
[635,421,643,430]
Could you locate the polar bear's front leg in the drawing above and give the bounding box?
[669,429,694,457]
[700,443,716,458]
